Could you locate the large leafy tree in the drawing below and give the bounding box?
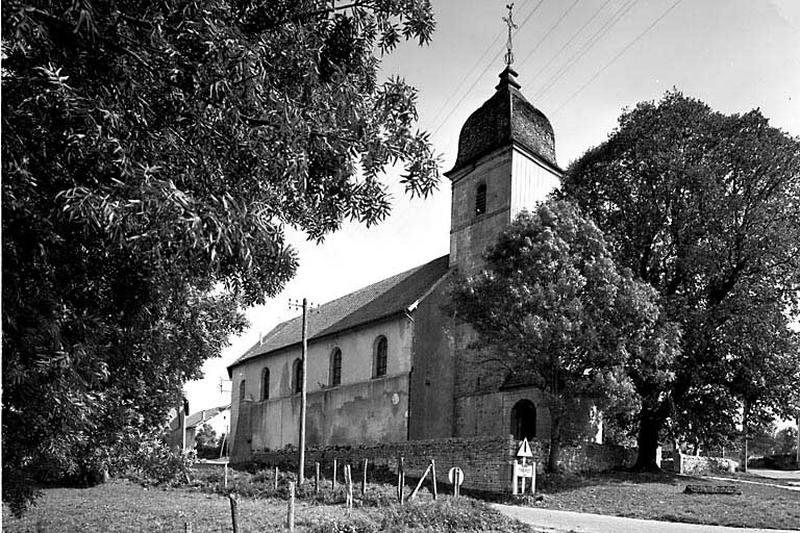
[2,0,438,513]
[561,91,800,469]
[450,200,678,471]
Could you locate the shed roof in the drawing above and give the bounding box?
[228,255,450,372]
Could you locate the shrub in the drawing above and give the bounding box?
[109,429,195,486]
[308,498,533,533]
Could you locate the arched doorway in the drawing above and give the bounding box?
[511,400,537,440]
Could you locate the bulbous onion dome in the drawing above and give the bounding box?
[446,67,558,176]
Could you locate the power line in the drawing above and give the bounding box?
[381,1,549,236]
[533,0,637,101]
[430,0,547,137]
[425,0,535,127]
[515,0,582,73]
[425,26,506,128]
[554,0,684,114]
[529,0,615,89]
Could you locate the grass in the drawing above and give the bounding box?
[525,470,800,530]
[2,478,540,533]
[7,468,799,532]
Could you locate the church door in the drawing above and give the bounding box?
[511,399,537,440]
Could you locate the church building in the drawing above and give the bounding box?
[227,65,563,462]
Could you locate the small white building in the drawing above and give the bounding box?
[168,404,230,450]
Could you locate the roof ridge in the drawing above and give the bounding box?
[266,259,435,334]
[229,255,450,371]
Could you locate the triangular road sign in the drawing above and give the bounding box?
[517,438,533,458]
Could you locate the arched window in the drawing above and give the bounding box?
[239,379,246,402]
[511,399,537,440]
[292,358,303,394]
[261,368,270,400]
[373,336,388,378]
[330,348,342,387]
[475,183,487,216]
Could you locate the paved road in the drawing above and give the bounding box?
[747,469,800,483]
[492,504,800,533]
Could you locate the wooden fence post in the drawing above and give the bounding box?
[409,463,431,501]
[332,458,337,490]
[431,459,438,500]
[315,462,320,494]
[397,456,405,504]
[223,463,228,490]
[274,466,279,490]
[361,458,368,496]
[345,465,353,510]
[287,481,296,532]
[229,494,239,533]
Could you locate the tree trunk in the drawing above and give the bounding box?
[548,415,562,473]
[741,400,750,473]
[632,405,663,471]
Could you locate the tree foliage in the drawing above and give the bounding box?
[774,426,798,455]
[195,423,218,449]
[2,0,438,514]
[561,91,800,466]
[450,200,678,471]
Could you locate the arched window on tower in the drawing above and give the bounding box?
[261,368,270,400]
[292,358,302,394]
[475,182,487,216]
[239,379,246,402]
[373,336,388,378]
[511,399,537,440]
[330,348,342,387]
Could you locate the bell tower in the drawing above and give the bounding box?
[445,65,562,275]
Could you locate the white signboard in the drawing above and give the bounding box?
[448,466,465,486]
[517,464,533,478]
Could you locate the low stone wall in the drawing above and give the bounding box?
[674,452,739,475]
[238,436,636,494]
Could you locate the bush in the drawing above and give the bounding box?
[109,429,195,486]
[309,498,533,533]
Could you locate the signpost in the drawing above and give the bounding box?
[448,466,465,497]
[512,438,536,496]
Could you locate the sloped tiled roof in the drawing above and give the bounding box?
[169,404,230,431]
[228,255,451,371]
[186,404,229,429]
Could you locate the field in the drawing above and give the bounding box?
[5,469,800,532]
[1,478,536,533]
[532,471,800,530]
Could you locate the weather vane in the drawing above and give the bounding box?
[503,3,518,67]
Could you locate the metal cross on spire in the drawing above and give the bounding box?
[503,3,518,67]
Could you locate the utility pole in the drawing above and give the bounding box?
[288,298,309,484]
[179,397,186,451]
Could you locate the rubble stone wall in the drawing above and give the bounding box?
[240,435,636,494]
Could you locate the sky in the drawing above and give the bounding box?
[184,0,800,413]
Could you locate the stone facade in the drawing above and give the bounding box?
[243,436,636,494]
[447,146,560,276]
[671,452,739,475]
[407,274,457,440]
